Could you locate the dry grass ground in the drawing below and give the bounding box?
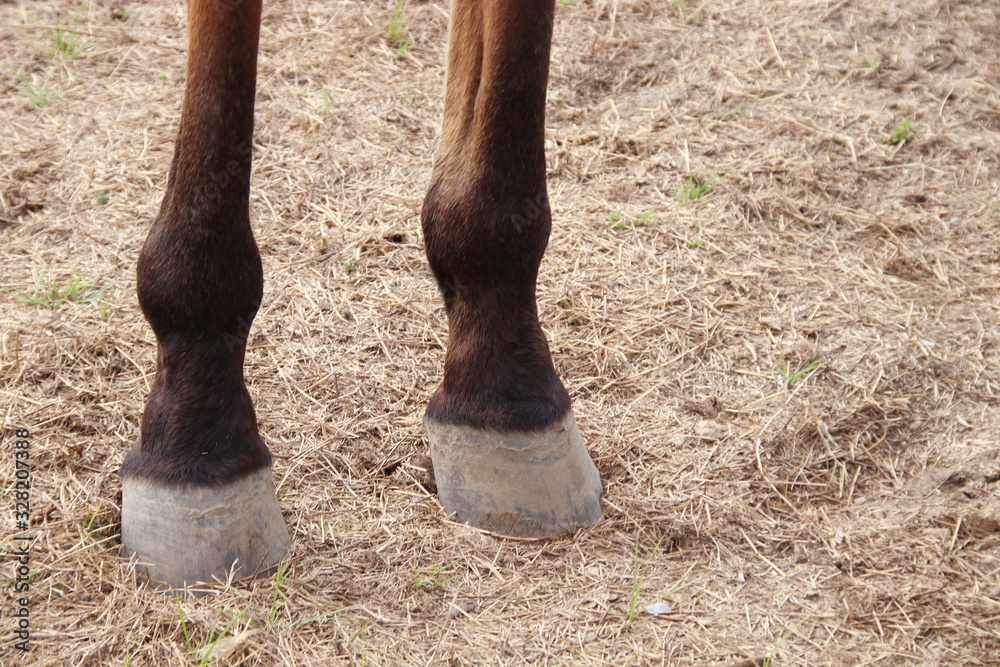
[2,0,999,663]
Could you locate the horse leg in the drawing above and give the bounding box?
[121,0,288,587]
[421,0,603,537]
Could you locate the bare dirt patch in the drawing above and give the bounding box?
[2,0,999,664]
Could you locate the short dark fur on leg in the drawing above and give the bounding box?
[422,0,571,432]
[122,0,269,486]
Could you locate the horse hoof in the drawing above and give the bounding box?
[121,467,290,589]
[426,410,603,538]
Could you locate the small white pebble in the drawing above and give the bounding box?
[645,602,673,615]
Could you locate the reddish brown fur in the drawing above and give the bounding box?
[125,0,569,486]
[123,0,268,484]
[423,0,571,430]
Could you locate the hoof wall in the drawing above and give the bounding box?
[426,410,603,538]
[121,467,290,589]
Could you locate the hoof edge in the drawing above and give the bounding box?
[121,467,289,589]
[426,410,603,538]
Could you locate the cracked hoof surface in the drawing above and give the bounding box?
[121,467,289,589]
[426,410,603,537]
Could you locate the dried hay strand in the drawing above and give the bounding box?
[2,0,999,664]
